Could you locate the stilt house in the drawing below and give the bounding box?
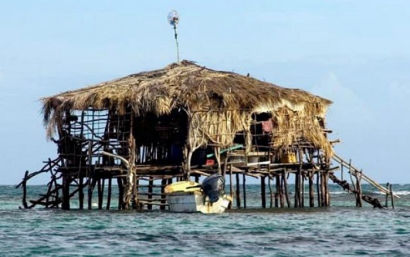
[20,60,343,210]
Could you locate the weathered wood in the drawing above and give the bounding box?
[301,173,305,208]
[62,174,70,210]
[268,176,273,208]
[320,172,325,207]
[294,172,299,208]
[390,184,395,209]
[21,171,29,209]
[316,171,321,207]
[279,174,285,208]
[229,164,233,209]
[275,175,280,208]
[117,177,124,210]
[282,171,290,208]
[355,171,362,207]
[160,179,167,210]
[106,178,112,210]
[242,173,247,208]
[79,176,84,210]
[309,171,314,207]
[385,182,390,208]
[261,176,266,208]
[148,177,153,210]
[97,179,104,210]
[329,173,383,208]
[236,173,241,208]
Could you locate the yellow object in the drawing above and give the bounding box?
[281,152,297,163]
[164,181,201,194]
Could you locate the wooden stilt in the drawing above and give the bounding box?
[160,179,167,210]
[62,174,70,210]
[282,170,290,208]
[309,171,314,207]
[385,182,390,208]
[268,176,273,208]
[320,172,325,207]
[106,178,112,210]
[390,184,395,209]
[135,177,140,209]
[275,175,280,208]
[325,172,330,206]
[236,173,241,208]
[148,177,153,210]
[355,171,362,207]
[261,176,266,208]
[22,171,29,209]
[97,179,103,210]
[301,172,305,208]
[294,172,299,208]
[117,177,124,210]
[79,176,84,210]
[228,164,233,209]
[242,173,247,209]
[316,172,322,207]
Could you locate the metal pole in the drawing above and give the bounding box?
[173,24,180,63]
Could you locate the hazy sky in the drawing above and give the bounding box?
[1,1,409,184]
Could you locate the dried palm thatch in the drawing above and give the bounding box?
[42,60,333,156]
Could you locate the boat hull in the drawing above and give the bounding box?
[167,192,230,214]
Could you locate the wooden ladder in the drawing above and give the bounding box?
[332,153,399,199]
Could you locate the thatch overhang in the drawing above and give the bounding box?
[42,60,333,155]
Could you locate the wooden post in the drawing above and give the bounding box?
[294,172,300,208]
[87,141,93,210]
[355,171,362,207]
[148,177,153,210]
[228,164,233,209]
[242,173,247,209]
[325,172,330,206]
[279,175,285,208]
[385,182,390,208]
[261,176,266,208]
[160,179,167,210]
[135,177,140,209]
[117,177,124,210]
[282,170,290,208]
[275,175,280,208]
[236,173,241,208]
[97,179,103,210]
[268,176,273,208]
[21,170,29,209]
[79,176,84,210]
[320,172,326,207]
[62,174,70,210]
[106,178,112,210]
[309,171,314,207]
[316,171,321,207]
[390,184,395,209]
[301,173,305,208]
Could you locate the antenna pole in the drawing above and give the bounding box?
[173,24,180,63]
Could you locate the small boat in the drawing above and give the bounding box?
[165,175,231,214]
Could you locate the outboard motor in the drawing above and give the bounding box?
[201,174,225,203]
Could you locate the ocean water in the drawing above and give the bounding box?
[1,184,410,257]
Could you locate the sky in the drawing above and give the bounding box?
[0,0,409,184]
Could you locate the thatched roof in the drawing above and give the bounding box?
[42,60,331,119]
[42,60,333,155]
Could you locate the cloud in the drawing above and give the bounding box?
[310,72,373,126]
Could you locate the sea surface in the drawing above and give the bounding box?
[1,184,410,257]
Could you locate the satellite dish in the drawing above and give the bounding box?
[167,10,179,27]
[167,10,180,63]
